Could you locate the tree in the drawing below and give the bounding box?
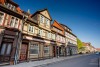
[77,38,84,52]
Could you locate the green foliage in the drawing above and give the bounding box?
[77,38,84,51]
[79,47,86,52]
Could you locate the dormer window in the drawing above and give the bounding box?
[40,15,44,23]
[0,11,5,25]
[5,3,15,11]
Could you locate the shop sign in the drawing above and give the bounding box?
[25,36,50,43]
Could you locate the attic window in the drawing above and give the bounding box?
[40,15,44,23]
[5,3,15,11]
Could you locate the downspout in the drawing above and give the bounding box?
[14,15,28,65]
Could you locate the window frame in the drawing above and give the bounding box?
[40,15,44,23]
[46,18,50,26]
[0,11,5,25]
[44,46,49,54]
[30,44,39,55]
[10,16,19,28]
[28,25,34,33]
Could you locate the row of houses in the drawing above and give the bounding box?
[82,42,97,53]
[0,0,78,65]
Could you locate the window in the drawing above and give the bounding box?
[15,18,18,28]
[0,12,4,24]
[48,33,51,39]
[40,15,44,23]
[40,30,43,36]
[52,34,55,40]
[30,44,39,54]
[60,36,62,42]
[0,43,12,55]
[28,25,34,33]
[10,17,15,27]
[38,29,43,36]
[42,30,46,37]
[46,19,50,26]
[0,43,6,55]
[38,29,41,35]
[47,32,51,39]
[44,46,49,54]
[10,17,19,28]
[5,3,15,11]
[6,44,12,55]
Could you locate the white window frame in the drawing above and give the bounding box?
[28,25,34,33]
[46,18,50,26]
[0,11,5,25]
[53,34,55,40]
[10,16,19,28]
[44,46,49,54]
[10,17,15,27]
[6,3,15,11]
[40,15,44,23]
[14,18,19,28]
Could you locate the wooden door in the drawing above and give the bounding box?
[53,46,56,57]
[0,42,12,62]
[20,44,28,61]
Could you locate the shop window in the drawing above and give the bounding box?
[0,43,12,55]
[6,44,12,55]
[44,46,49,54]
[30,44,39,55]
[0,43,6,55]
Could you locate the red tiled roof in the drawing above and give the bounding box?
[96,48,100,51]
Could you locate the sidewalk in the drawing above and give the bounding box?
[2,54,89,67]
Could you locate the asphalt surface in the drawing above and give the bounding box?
[41,54,100,67]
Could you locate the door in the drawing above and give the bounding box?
[20,44,28,61]
[0,43,12,62]
[53,46,56,57]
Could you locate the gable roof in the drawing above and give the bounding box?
[31,8,52,21]
[7,0,19,7]
[60,23,77,37]
[52,20,64,31]
[60,23,72,31]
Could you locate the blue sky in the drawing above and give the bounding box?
[14,0,100,48]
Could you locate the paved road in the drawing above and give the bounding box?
[41,54,100,67]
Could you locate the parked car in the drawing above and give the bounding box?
[95,52,100,55]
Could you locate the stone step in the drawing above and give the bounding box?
[0,62,10,66]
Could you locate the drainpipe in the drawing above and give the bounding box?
[14,15,28,65]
